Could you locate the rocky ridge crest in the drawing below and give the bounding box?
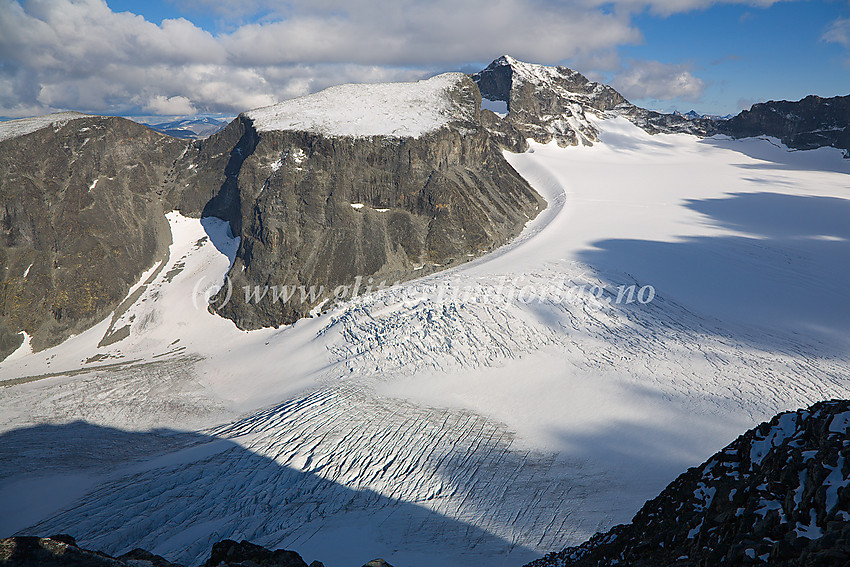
[471,55,714,148]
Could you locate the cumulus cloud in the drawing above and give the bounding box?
[612,60,707,101]
[177,0,788,18]
[0,0,643,116]
[143,95,198,115]
[1,0,773,117]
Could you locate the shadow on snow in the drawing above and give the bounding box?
[0,421,538,567]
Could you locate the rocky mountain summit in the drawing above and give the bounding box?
[526,399,850,567]
[471,55,714,148]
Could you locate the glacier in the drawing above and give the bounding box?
[1,115,849,566]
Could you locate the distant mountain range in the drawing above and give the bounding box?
[722,95,850,153]
[139,116,231,139]
[673,109,734,121]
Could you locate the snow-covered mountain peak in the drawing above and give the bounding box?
[472,56,719,146]
[472,56,628,147]
[244,72,476,138]
[494,55,586,88]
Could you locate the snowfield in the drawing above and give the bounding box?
[1,116,849,567]
[0,111,92,142]
[246,73,472,138]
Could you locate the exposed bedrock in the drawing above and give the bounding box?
[0,116,188,359]
[211,75,543,329]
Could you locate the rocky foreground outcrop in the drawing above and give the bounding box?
[0,535,391,567]
[526,399,850,567]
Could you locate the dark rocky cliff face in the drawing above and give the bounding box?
[526,399,850,567]
[0,116,190,359]
[211,75,543,329]
[718,95,850,155]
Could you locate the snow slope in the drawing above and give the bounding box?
[1,117,849,566]
[0,111,92,142]
[246,73,471,137]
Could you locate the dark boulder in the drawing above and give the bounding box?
[204,539,308,567]
[0,535,128,566]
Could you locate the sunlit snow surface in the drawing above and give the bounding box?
[0,111,92,142]
[246,73,471,138]
[1,117,849,567]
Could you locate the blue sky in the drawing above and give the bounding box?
[0,0,848,118]
[619,2,850,113]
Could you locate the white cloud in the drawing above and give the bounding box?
[612,60,707,101]
[0,0,775,117]
[219,0,641,67]
[176,0,788,18]
[823,17,850,48]
[143,95,198,115]
[0,0,643,116]
[581,0,787,17]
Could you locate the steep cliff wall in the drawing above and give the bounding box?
[212,74,543,328]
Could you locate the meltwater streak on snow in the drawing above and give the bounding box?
[0,111,92,142]
[3,118,850,567]
[246,73,470,138]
